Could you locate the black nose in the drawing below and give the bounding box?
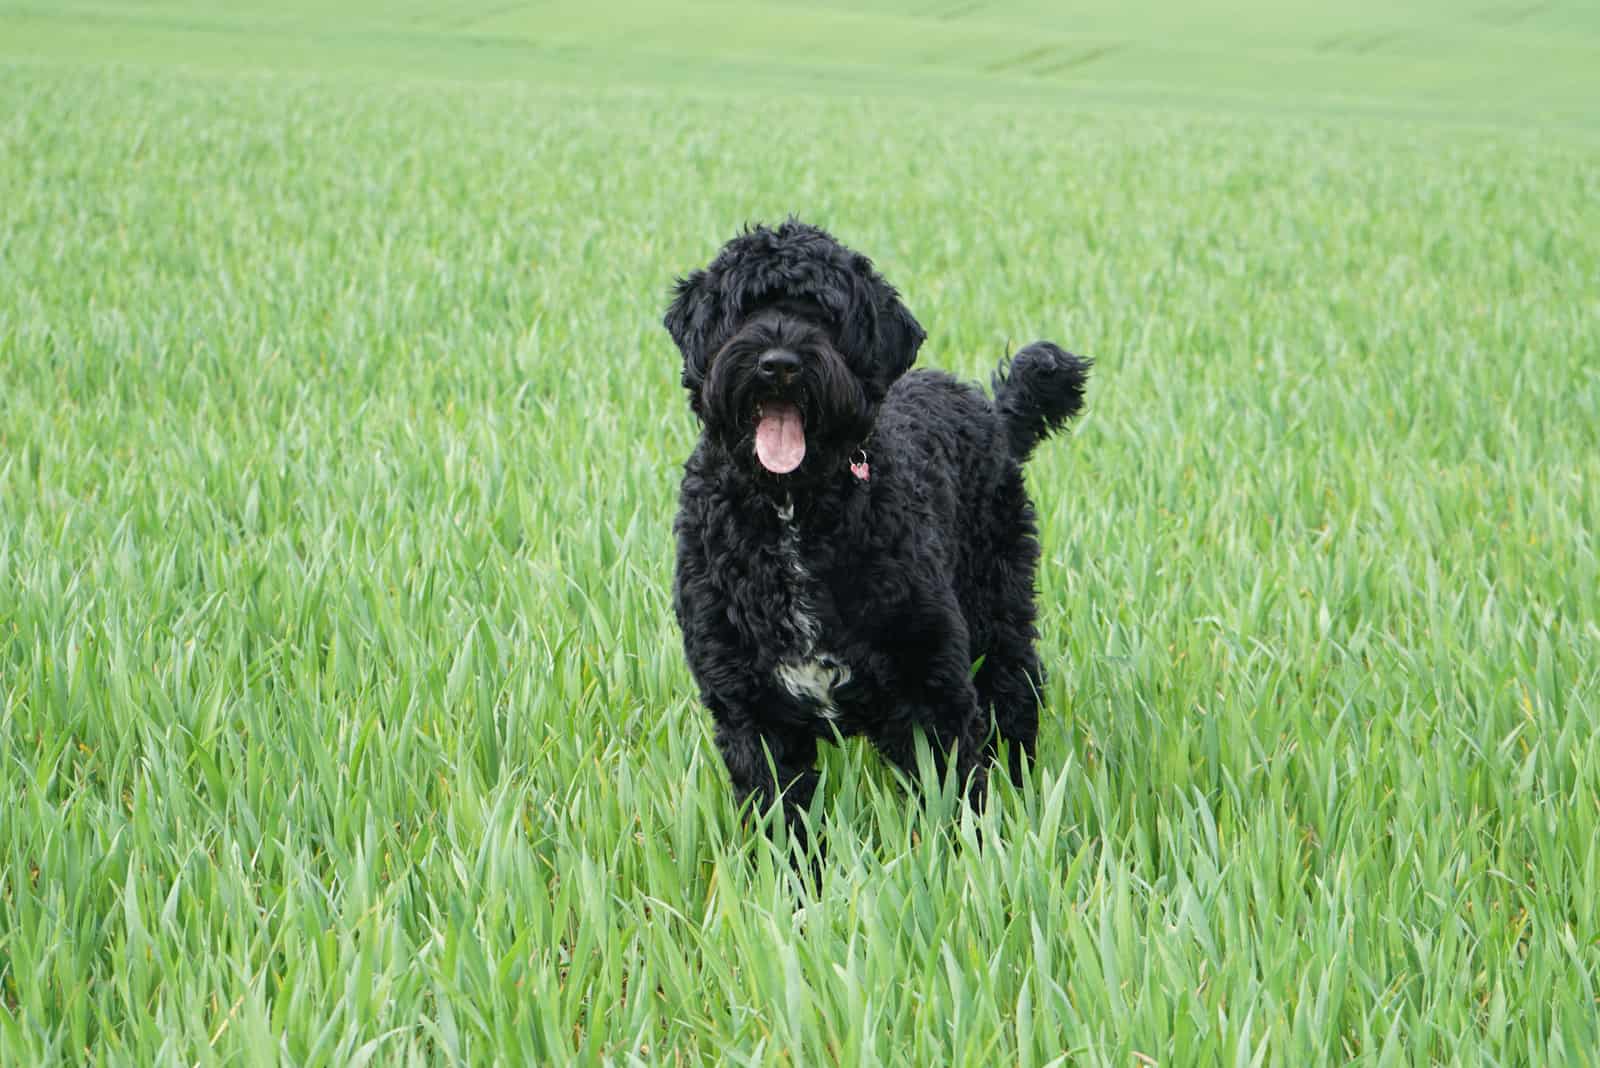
[758,349,801,381]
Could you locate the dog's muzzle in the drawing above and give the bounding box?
[757,348,801,386]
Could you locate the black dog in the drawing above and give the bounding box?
[665,220,1089,845]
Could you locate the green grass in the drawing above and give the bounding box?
[4,0,1599,126]
[2,2,1599,1064]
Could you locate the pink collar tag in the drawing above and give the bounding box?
[849,448,870,481]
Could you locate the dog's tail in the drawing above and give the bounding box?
[992,341,1092,461]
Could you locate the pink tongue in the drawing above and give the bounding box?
[754,402,806,474]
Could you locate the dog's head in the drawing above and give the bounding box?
[663,220,925,482]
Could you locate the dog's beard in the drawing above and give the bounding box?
[700,314,873,482]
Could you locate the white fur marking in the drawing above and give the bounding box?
[776,657,852,720]
[770,500,850,719]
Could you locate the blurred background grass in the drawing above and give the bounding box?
[4,0,1598,124]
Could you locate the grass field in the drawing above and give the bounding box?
[3,1,1599,1064]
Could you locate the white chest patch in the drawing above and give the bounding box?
[776,655,852,719]
[771,499,851,719]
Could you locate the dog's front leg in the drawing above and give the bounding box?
[874,691,990,810]
[705,695,820,846]
[675,510,821,856]
[858,589,992,807]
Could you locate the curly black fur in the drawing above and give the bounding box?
[665,219,1090,848]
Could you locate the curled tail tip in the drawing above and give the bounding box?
[993,341,1092,460]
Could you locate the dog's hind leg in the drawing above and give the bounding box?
[968,473,1047,787]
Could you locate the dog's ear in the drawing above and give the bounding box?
[663,269,717,396]
[877,295,925,383]
[836,250,925,399]
[854,284,924,399]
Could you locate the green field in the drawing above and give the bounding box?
[3,1,1599,1064]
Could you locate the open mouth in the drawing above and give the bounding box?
[754,400,806,474]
